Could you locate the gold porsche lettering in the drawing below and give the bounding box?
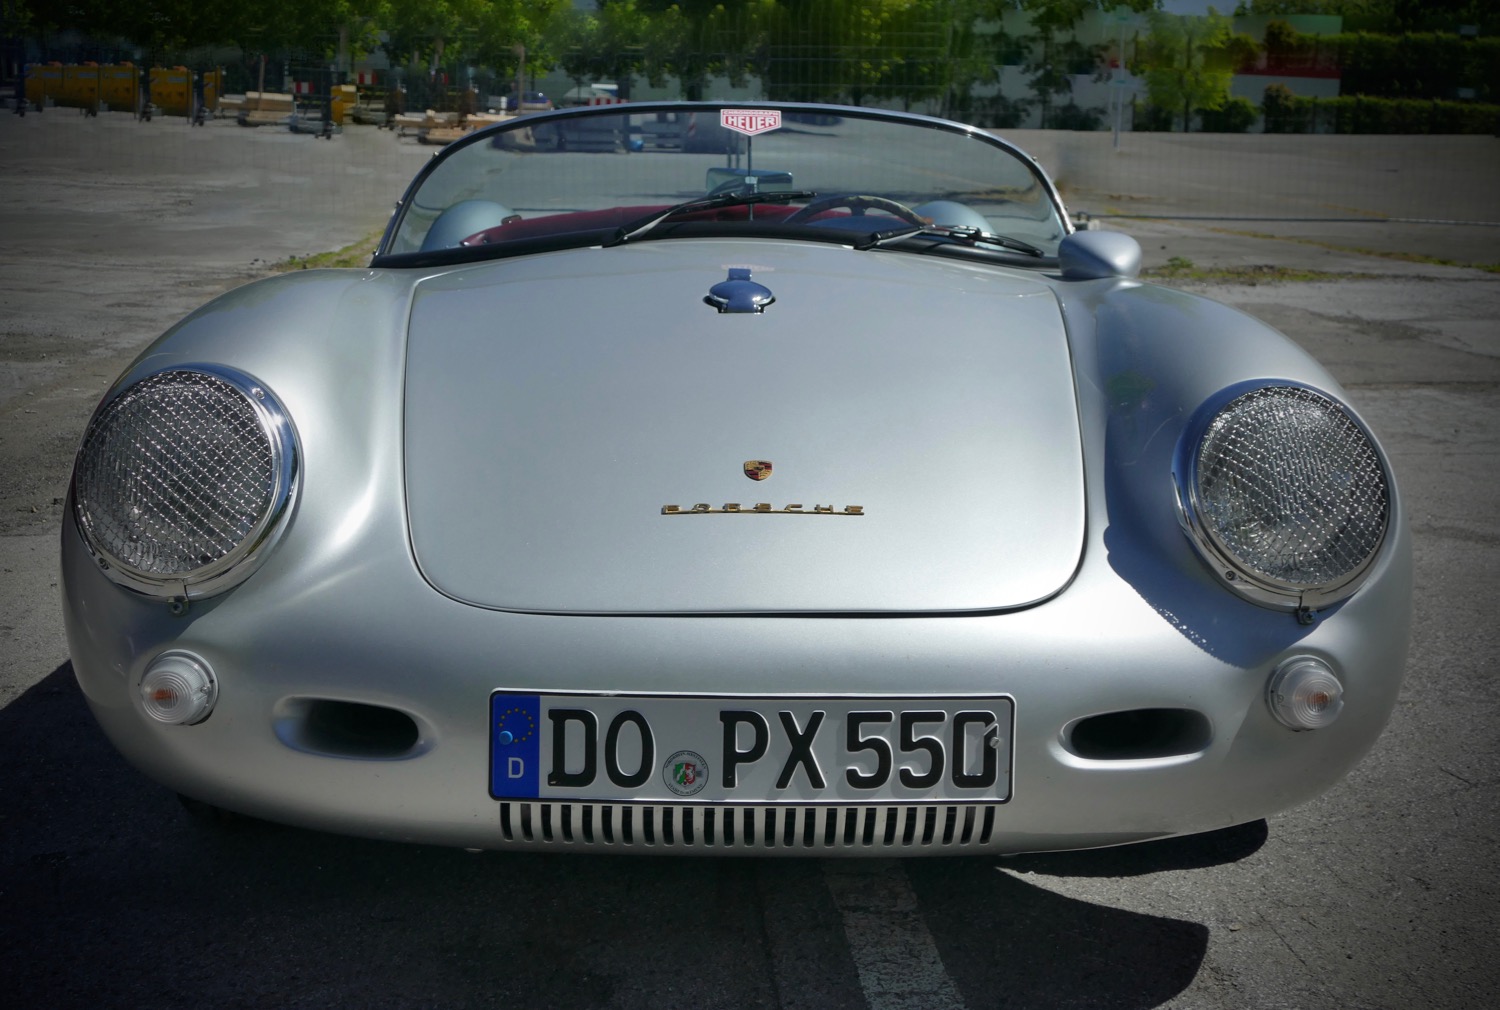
[661,503,864,515]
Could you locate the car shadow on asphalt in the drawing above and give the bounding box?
[0,664,1254,1008]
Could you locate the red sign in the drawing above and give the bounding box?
[720,109,782,136]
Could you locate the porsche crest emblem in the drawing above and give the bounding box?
[743,460,773,481]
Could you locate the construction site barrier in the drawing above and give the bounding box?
[149,67,190,116]
[22,63,221,116]
[60,64,101,108]
[100,65,137,110]
[23,63,62,106]
[331,83,357,123]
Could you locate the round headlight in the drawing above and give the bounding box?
[72,366,297,599]
[1174,382,1390,611]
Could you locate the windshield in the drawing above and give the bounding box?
[379,103,1069,262]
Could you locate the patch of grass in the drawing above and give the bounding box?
[1142,261,1379,284]
[273,228,385,272]
[1208,227,1500,274]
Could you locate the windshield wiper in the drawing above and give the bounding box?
[853,223,1045,257]
[604,190,819,246]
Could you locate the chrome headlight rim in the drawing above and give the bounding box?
[1172,379,1391,612]
[72,364,299,601]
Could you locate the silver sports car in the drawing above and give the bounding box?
[62,103,1409,855]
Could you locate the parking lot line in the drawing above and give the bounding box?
[823,859,967,1010]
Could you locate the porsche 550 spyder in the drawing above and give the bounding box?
[62,103,1410,855]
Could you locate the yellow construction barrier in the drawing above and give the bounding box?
[100,64,138,111]
[331,83,357,124]
[20,64,226,117]
[61,64,101,109]
[23,63,63,107]
[149,66,191,116]
[202,68,223,113]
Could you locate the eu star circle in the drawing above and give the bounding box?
[495,706,536,746]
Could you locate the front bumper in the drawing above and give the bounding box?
[62,502,1412,855]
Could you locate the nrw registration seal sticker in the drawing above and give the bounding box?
[664,750,710,796]
[720,109,782,136]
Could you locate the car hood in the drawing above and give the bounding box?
[403,240,1083,614]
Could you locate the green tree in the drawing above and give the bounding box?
[551,0,650,99]
[1233,1,1497,32]
[321,1,389,75]
[637,1,768,99]
[24,0,262,55]
[981,2,1157,129]
[836,0,909,107]
[550,5,605,97]
[1197,93,1256,131]
[1260,80,1308,132]
[1233,2,1491,28]
[1261,18,1298,57]
[882,0,993,114]
[753,0,936,104]
[382,0,474,74]
[1017,1,1097,129]
[594,0,651,97]
[1134,8,1254,131]
[468,0,567,96]
[21,0,390,82]
[1233,1,1389,14]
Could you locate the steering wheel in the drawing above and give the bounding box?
[784,194,926,226]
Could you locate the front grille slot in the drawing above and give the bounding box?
[498,802,1000,852]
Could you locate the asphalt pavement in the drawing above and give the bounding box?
[1,107,1497,1009]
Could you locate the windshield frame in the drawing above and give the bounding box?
[372,101,1073,269]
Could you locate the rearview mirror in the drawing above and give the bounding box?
[705,168,795,196]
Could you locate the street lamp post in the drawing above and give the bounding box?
[514,44,525,113]
[1112,7,1132,151]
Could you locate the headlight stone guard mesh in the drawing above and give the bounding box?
[1182,384,1389,608]
[73,368,295,597]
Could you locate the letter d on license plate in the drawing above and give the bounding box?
[489,691,1014,804]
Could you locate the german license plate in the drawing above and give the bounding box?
[490,692,1014,804]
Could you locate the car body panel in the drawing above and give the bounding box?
[61,102,1411,854]
[404,241,1085,614]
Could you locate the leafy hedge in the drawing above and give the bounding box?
[1262,84,1500,134]
[1197,96,1259,133]
[1262,26,1500,101]
[1336,32,1499,101]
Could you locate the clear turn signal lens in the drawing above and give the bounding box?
[1267,656,1344,731]
[139,652,218,725]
